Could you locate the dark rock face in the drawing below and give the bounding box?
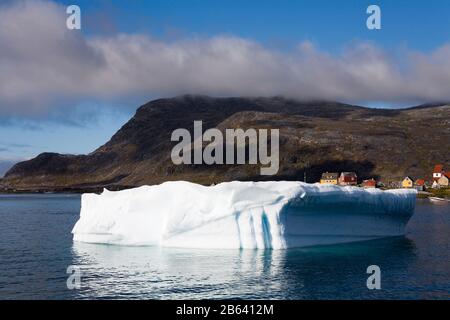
[1,95,449,192]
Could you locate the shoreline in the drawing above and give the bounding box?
[1,185,448,199]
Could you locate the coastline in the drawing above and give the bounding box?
[1,183,448,199]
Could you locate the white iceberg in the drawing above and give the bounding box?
[72,181,416,249]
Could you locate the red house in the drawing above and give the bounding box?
[415,179,425,186]
[414,178,425,191]
[433,164,444,181]
[362,178,377,188]
[338,172,357,186]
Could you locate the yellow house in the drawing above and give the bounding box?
[402,176,414,188]
[320,172,338,185]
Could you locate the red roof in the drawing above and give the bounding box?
[363,179,376,186]
[433,164,444,173]
[415,179,425,186]
[445,172,450,179]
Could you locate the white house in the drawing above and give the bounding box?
[432,180,440,189]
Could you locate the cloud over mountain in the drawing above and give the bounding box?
[1,0,450,119]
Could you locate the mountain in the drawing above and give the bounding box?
[1,95,449,192]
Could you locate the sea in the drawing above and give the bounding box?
[0,194,448,300]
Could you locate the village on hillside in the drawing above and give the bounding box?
[318,164,450,193]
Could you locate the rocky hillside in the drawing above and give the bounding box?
[1,95,449,192]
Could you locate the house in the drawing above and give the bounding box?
[432,180,440,189]
[388,181,401,188]
[338,172,357,186]
[401,176,414,188]
[320,172,338,185]
[437,173,450,187]
[433,164,444,181]
[414,179,425,191]
[362,178,377,188]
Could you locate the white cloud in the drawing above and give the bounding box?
[1,0,450,119]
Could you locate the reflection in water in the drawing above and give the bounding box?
[71,243,287,299]
[71,237,417,299]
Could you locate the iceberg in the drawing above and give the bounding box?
[72,181,416,249]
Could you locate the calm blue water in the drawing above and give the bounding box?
[0,194,448,300]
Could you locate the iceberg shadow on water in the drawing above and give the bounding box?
[72,181,416,249]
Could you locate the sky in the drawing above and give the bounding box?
[1,0,450,174]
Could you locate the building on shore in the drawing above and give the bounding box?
[320,172,338,185]
[433,164,444,181]
[437,174,450,187]
[338,172,357,186]
[402,176,414,188]
[388,181,401,188]
[414,179,425,191]
[362,178,377,188]
[431,164,449,188]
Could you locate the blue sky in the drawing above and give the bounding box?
[54,0,450,52]
[1,0,450,173]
